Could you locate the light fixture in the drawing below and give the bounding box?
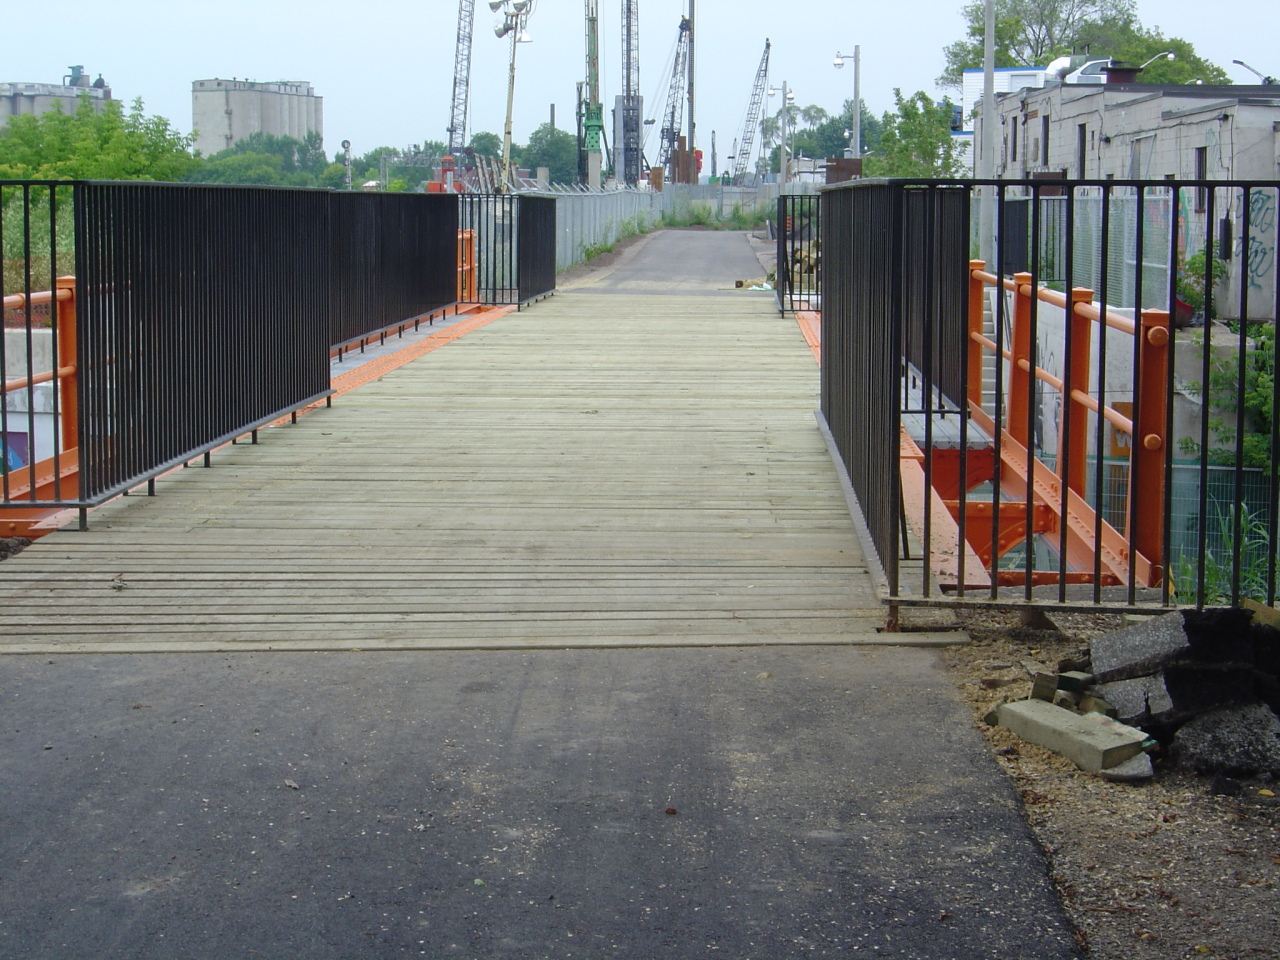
[494,19,512,37]
[1139,51,1175,70]
[517,28,532,42]
[488,0,504,10]
[1233,59,1277,84]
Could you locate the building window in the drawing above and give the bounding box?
[1077,124,1088,179]
[1011,121,1018,162]
[1041,116,1050,166]
[1195,146,1208,212]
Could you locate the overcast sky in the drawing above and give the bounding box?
[5,0,1275,168]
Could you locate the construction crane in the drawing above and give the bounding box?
[581,0,604,188]
[447,0,477,158]
[655,17,692,174]
[733,39,770,185]
[619,0,642,185]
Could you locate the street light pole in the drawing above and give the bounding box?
[500,21,519,194]
[494,0,534,195]
[833,46,860,158]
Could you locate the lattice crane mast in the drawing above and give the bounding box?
[733,39,770,185]
[619,0,642,185]
[447,0,477,158]
[581,0,604,188]
[655,17,691,173]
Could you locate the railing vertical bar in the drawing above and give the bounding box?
[0,183,9,504]
[920,189,936,599]
[1027,184,1041,602]
[1230,187,1251,607]
[21,183,37,502]
[1195,187,1217,609]
[1089,185,1111,600]
[1267,186,1280,607]
[1162,183,1181,608]
[987,183,1005,600]
[47,186,64,501]
[1127,184,1147,605]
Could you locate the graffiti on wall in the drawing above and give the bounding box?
[1233,188,1277,292]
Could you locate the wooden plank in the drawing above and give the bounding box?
[0,292,888,653]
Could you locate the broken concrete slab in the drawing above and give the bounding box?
[1169,702,1280,777]
[1091,610,1190,682]
[1096,674,1175,727]
[996,699,1148,773]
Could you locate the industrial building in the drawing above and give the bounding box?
[191,79,323,157]
[0,66,114,130]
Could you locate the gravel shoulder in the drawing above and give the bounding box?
[939,608,1280,960]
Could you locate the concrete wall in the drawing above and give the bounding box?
[192,79,323,157]
[0,82,113,129]
[3,329,57,464]
[979,84,1280,320]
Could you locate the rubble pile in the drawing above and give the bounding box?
[988,607,1280,784]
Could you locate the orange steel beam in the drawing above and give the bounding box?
[900,429,992,590]
[1131,309,1170,570]
[969,402,1155,586]
[945,498,1057,566]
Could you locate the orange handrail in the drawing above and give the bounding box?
[967,260,1168,585]
[2,277,80,529]
[457,229,477,303]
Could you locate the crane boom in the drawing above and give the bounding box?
[733,39,770,185]
[447,0,477,157]
[656,17,691,171]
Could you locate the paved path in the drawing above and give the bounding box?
[0,229,1081,958]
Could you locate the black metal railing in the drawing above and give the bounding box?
[329,191,459,349]
[775,194,820,313]
[820,177,1280,612]
[2,181,467,523]
[460,194,556,306]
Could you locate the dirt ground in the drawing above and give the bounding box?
[941,608,1280,960]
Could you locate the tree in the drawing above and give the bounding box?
[0,96,195,181]
[468,131,502,158]
[861,91,963,178]
[939,0,1138,88]
[521,123,578,184]
[187,131,331,186]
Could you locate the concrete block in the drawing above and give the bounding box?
[1091,611,1189,682]
[1099,752,1154,782]
[996,699,1149,773]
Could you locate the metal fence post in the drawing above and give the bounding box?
[1133,307,1171,579]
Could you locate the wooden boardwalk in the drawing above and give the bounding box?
[0,286,890,653]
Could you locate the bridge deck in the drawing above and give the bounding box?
[1,289,887,653]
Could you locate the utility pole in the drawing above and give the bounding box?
[979,0,996,265]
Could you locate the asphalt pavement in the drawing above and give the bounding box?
[0,646,1079,959]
